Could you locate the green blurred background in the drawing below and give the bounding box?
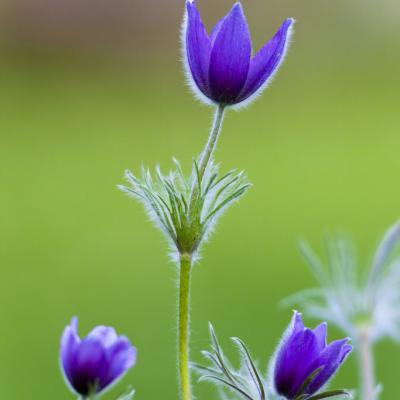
[0,0,399,398]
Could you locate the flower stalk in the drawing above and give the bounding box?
[357,326,376,400]
[120,102,249,400]
[180,104,226,400]
[197,105,226,181]
[178,253,193,400]
[189,104,225,214]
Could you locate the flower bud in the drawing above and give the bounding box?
[60,317,137,397]
[271,312,352,399]
[183,1,294,107]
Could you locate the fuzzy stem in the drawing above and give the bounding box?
[358,327,376,400]
[189,104,226,213]
[178,253,193,400]
[178,104,225,399]
[197,104,226,180]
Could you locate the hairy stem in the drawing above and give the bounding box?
[178,105,225,399]
[358,327,376,400]
[189,104,226,212]
[198,104,226,180]
[178,253,193,400]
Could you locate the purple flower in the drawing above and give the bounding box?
[183,1,294,107]
[60,317,137,397]
[271,312,352,399]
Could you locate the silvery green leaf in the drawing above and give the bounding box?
[116,388,135,400]
[194,324,266,400]
[287,221,400,343]
[306,389,351,399]
[119,158,250,260]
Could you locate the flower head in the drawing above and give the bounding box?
[183,1,294,107]
[60,317,137,397]
[271,312,352,399]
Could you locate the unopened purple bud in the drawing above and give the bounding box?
[183,1,294,107]
[60,317,137,397]
[271,312,352,399]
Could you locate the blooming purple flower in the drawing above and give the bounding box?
[60,317,137,397]
[271,312,352,399]
[183,1,294,107]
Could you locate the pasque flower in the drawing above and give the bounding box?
[183,1,294,106]
[291,223,400,399]
[271,312,352,399]
[60,317,137,397]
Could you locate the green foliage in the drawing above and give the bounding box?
[119,159,250,257]
[116,388,135,400]
[192,323,266,400]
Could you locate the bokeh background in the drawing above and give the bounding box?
[1,0,399,398]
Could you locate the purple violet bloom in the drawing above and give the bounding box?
[60,317,137,397]
[271,312,352,399]
[183,1,294,107]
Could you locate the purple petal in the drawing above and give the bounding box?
[313,322,328,351]
[340,344,353,363]
[102,336,137,388]
[60,317,80,385]
[209,2,252,104]
[209,17,225,44]
[237,18,294,103]
[69,339,107,395]
[292,311,305,334]
[306,338,352,394]
[274,328,320,398]
[88,326,118,348]
[184,1,212,98]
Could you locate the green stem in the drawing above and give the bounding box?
[198,104,226,180]
[189,104,226,211]
[358,327,376,400]
[178,104,225,399]
[178,253,193,400]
